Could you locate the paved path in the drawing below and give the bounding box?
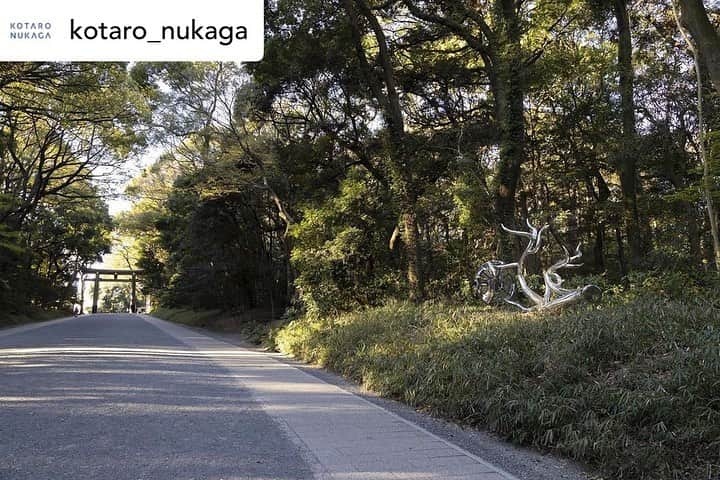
[0,314,519,480]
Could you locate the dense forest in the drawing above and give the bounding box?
[2,0,720,314]
[0,63,147,311]
[118,0,720,315]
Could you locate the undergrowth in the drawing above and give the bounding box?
[151,307,275,346]
[150,307,224,326]
[273,295,720,479]
[0,308,68,328]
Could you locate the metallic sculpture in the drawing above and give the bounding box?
[473,220,601,312]
[473,260,516,305]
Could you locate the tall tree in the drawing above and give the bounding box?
[675,0,720,90]
[0,63,148,229]
[672,0,720,271]
[0,62,148,308]
[400,0,574,256]
[341,0,426,300]
[613,0,642,265]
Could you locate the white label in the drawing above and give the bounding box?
[0,0,264,61]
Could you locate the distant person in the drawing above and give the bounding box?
[72,303,81,316]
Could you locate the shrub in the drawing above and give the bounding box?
[290,171,402,315]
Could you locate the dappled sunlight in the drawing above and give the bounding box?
[0,333,319,479]
[136,318,511,479]
[331,473,428,479]
[0,345,364,417]
[236,378,354,395]
[0,313,515,479]
[0,321,517,480]
[260,403,371,415]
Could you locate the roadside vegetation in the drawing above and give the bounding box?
[273,276,720,480]
[150,307,224,326]
[0,307,69,328]
[152,271,720,479]
[151,307,279,345]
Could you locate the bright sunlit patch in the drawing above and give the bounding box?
[0,347,265,358]
[0,396,102,402]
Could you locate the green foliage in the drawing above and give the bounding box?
[101,285,132,313]
[150,307,224,326]
[620,269,719,303]
[274,295,720,479]
[130,1,720,322]
[704,130,720,203]
[121,62,295,313]
[0,308,68,328]
[0,223,24,297]
[0,186,112,310]
[152,175,288,311]
[151,306,278,347]
[0,62,148,310]
[290,169,401,315]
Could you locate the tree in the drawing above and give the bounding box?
[118,0,720,317]
[675,0,720,91]
[0,63,149,229]
[400,0,577,258]
[101,285,131,313]
[672,0,720,271]
[0,62,149,308]
[123,63,295,310]
[614,0,642,265]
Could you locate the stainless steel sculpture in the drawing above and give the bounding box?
[473,220,601,312]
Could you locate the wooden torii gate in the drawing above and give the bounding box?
[81,268,145,314]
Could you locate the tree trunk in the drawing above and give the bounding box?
[696,56,720,272]
[661,135,703,265]
[687,203,702,263]
[672,2,720,272]
[594,222,606,271]
[676,0,720,92]
[399,1,528,263]
[614,0,642,264]
[401,204,424,302]
[345,0,427,299]
[615,226,628,277]
[494,78,525,259]
[492,1,526,260]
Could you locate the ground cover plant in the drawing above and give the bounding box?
[151,307,278,345]
[0,308,68,328]
[273,288,720,480]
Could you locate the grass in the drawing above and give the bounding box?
[149,307,225,326]
[150,306,276,345]
[272,295,720,480]
[0,308,69,328]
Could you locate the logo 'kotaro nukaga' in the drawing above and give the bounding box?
[9,22,53,40]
